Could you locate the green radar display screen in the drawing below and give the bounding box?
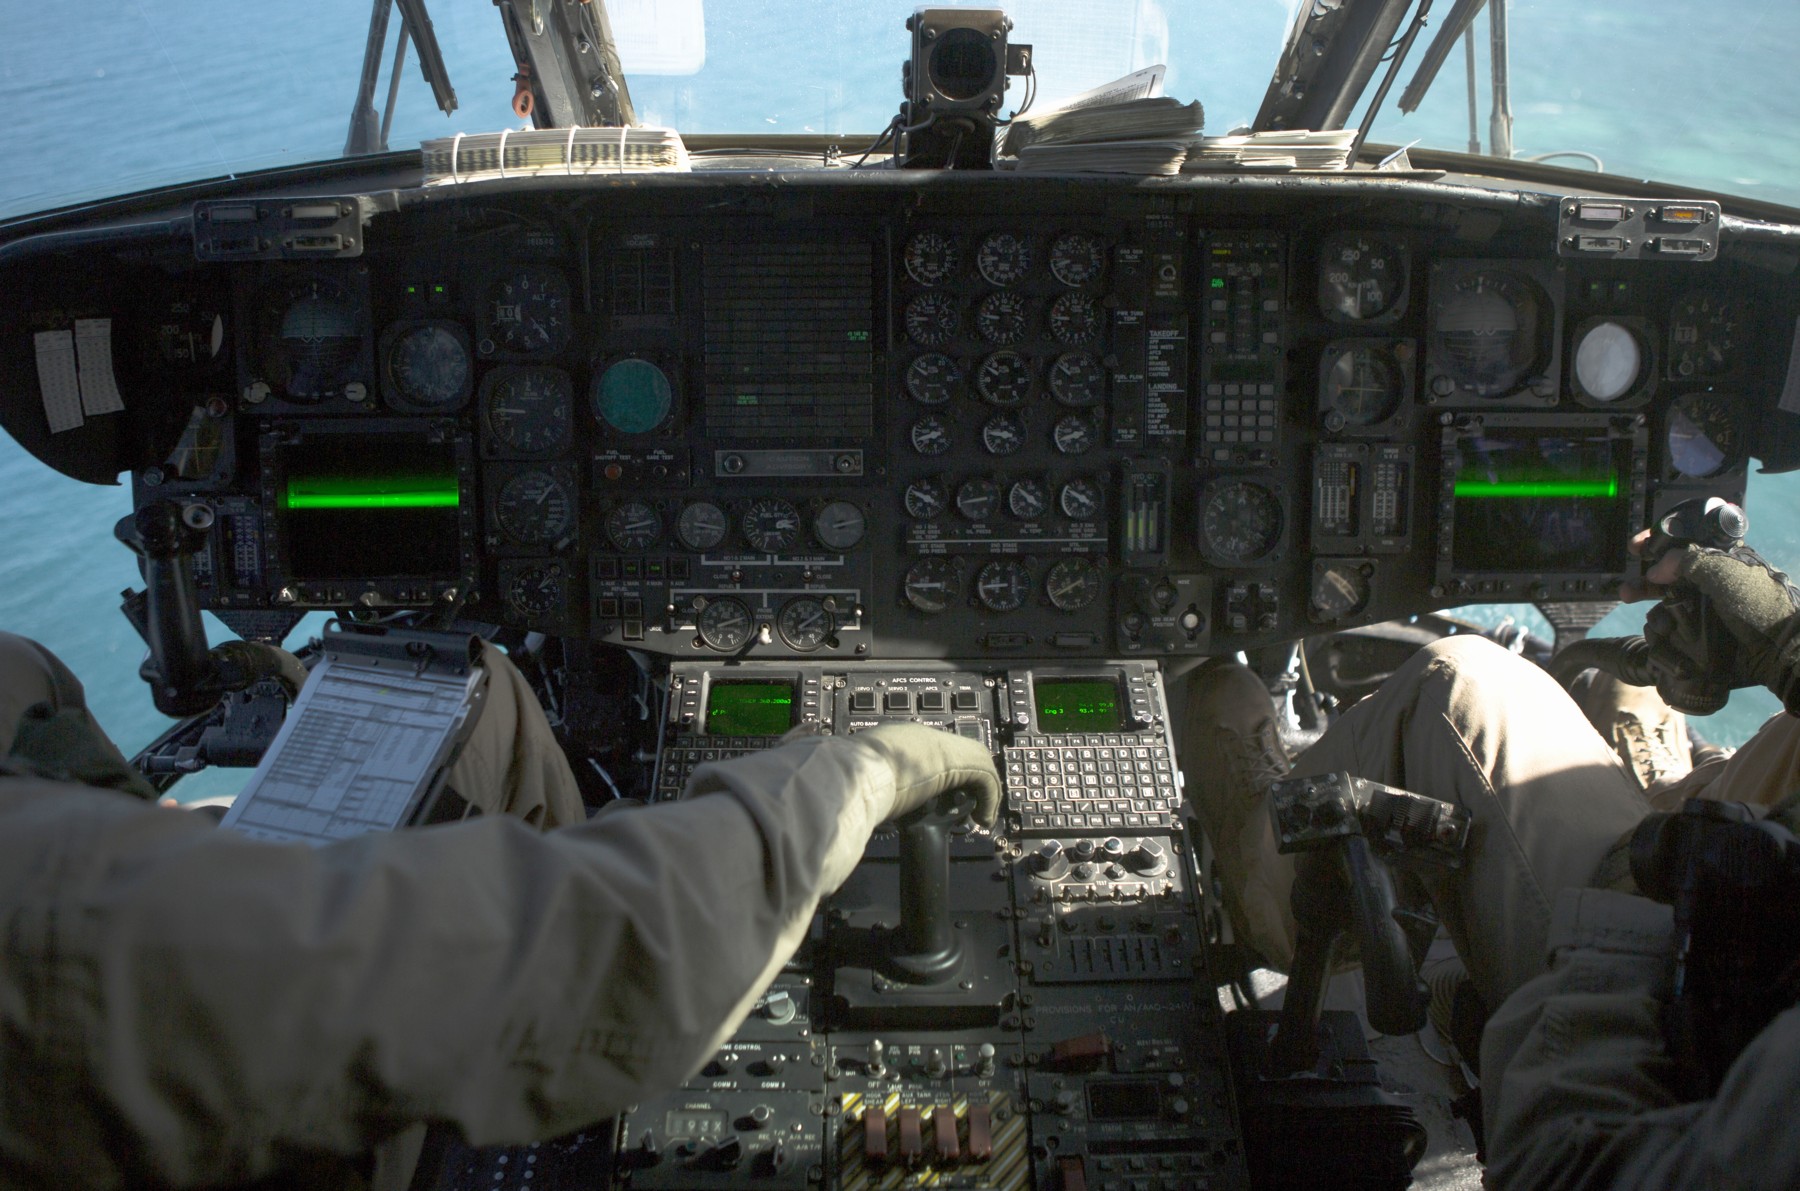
[278,436,462,580]
[1034,679,1124,734]
[705,681,796,736]
[1449,427,1629,573]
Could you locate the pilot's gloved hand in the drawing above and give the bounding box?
[851,722,1002,828]
[1644,543,1800,714]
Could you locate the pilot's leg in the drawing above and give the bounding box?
[441,639,585,829]
[0,631,157,799]
[1569,667,1693,793]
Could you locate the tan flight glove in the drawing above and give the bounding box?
[1648,544,1800,715]
[851,722,1002,828]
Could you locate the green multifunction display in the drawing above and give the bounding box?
[705,681,796,736]
[277,436,461,580]
[1033,678,1125,734]
[1449,428,1629,573]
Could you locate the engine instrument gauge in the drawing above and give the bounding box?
[592,358,675,433]
[956,478,1001,522]
[813,501,866,550]
[903,557,960,614]
[1201,479,1283,564]
[384,322,471,410]
[905,352,961,405]
[1059,477,1102,520]
[975,560,1031,612]
[904,478,948,519]
[1319,234,1406,321]
[981,412,1027,456]
[1666,392,1741,478]
[777,597,833,651]
[482,367,571,456]
[259,275,364,400]
[910,413,952,456]
[485,268,571,356]
[1045,557,1102,611]
[495,469,576,547]
[676,501,729,550]
[1052,414,1098,455]
[697,597,754,651]
[1669,293,1740,378]
[604,500,662,551]
[1321,344,1403,426]
[505,562,567,619]
[1048,231,1105,288]
[975,290,1029,344]
[975,351,1033,406]
[1008,478,1050,520]
[1048,352,1105,406]
[1048,292,1101,344]
[904,291,959,347]
[1571,319,1646,403]
[742,499,801,553]
[1429,269,1548,398]
[1311,561,1371,619]
[903,231,959,286]
[976,231,1032,286]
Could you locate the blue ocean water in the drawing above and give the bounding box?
[2,1,1798,784]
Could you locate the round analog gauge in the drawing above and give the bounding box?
[1049,232,1105,288]
[697,597,754,651]
[1008,478,1050,520]
[604,500,662,551]
[1201,480,1283,564]
[1311,562,1371,620]
[495,469,576,547]
[1572,320,1645,402]
[386,323,470,409]
[1059,477,1102,520]
[1048,292,1101,345]
[260,275,363,400]
[1045,557,1102,611]
[976,560,1032,612]
[1319,234,1406,321]
[1666,393,1741,478]
[676,501,729,550]
[905,478,948,519]
[777,597,833,651]
[903,557,960,614]
[592,358,674,434]
[903,231,959,286]
[956,478,1001,521]
[1669,293,1740,378]
[975,290,1030,344]
[976,231,1032,286]
[506,563,566,618]
[905,352,961,405]
[1052,414,1098,455]
[1321,344,1402,426]
[1049,352,1104,406]
[1430,270,1548,397]
[813,501,866,550]
[975,351,1033,406]
[910,413,952,456]
[486,268,571,355]
[904,291,959,347]
[742,499,801,553]
[982,412,1027,456]
[482,367,571,455]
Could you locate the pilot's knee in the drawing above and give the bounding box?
[0,632,85,754]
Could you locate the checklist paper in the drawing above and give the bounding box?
[34,317,125,432]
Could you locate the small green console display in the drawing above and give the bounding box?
[1034,679,1124,734]
[705,681,796,736]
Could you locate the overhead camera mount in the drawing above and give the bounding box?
[898,7,1032,170]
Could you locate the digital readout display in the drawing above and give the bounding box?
[279,436,461,580]
[705,681,796,736]
[1034,679,1124,734]
[1450,429,1629,574]
[663,1108,728,1140]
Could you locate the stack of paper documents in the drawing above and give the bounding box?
[997,65,1201,175]
[1183,129,1357,172]
[1011,139,1190,175]
[421,126,689,183]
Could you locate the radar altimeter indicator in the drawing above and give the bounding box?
[1059,477,1103,520]
[976,231,1033,286]
[384,322,471,410]
[1045,557,1102,611]
[956,478,1001,522]
[976,351,1033,406]
[697,597,754,651]
[905,478,949,519]
[976,560,1032,612]
[1669,293,1740,378]
[482,367,572,457]
[903,231,960,286]
[1200,479,1283,565]
[1428,269,1550,399]
[496,469,576,548]
[813,501,866,550]
[910,413,952,456]
[905,352,961,405]
[975,290,1030,344]
[604,500,662,551]
[903,557,960,614]
[506,562,566,618]
[904,291,959,347]
[1319,234,1406,322]
[676,501,729,550]
[777,597,833,651]
[1052,414,1098,455]
[1666,392,1742,478]
[1321,344,1403,426]
[485,267,571,356]
[1008,478,1050,520]
[742,499,801,553]
[1049,231,1105,288]
[1048,292,1102,345]
[982,412,1027,456]
[592,358,675,434]
[1049,352,1105,406]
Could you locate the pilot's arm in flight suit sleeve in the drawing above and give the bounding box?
[0,628,998,1188]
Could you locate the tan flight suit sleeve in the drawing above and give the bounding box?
[0,730,902,1189]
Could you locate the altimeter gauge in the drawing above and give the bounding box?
[484,267,571,356]
[481,367,572,456]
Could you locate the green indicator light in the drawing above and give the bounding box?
[1453,477,1619,499]
[1210,277,1226,289]
[847,330,869,342]
[284,474,460,510]
[433,284,446,294]
[736,394,758,406]
[404,284,418,294]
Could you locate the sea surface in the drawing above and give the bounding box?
[2,0,1798,795]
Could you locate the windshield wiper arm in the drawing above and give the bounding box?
[1252,0,1419,133]
[494,0,636,128]
[345,0,458,156]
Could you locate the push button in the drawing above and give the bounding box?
[850,690,878,714]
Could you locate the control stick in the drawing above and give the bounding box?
[885,789,973,984]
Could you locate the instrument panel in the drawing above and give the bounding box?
[2,175,1781,658]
